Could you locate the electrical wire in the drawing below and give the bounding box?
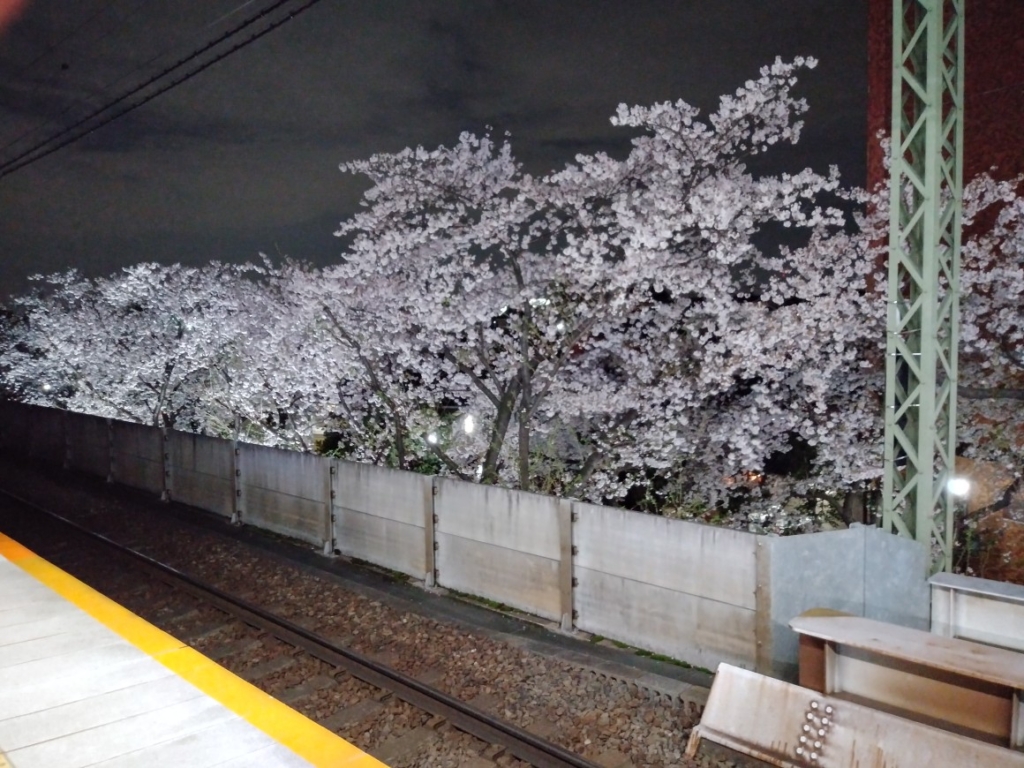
[0,0,126,143]
[4,0,117,81]
[0,0,320,179]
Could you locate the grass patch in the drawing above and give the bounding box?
[447,589,517,614]
[634,648,712,674]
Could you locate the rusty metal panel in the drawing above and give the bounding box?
[688,664,1024,768]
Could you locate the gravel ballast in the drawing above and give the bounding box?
[0,458,749,768]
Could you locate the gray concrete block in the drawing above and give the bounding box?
[573,565,757,672]
[573,501,758,610]
[435,480,561,560]
[334,506,426,577]
[242,484,326,546]
[436,531,562,621]
[333,460,431,526]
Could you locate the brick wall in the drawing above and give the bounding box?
[867,0,1024,190]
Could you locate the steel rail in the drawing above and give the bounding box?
[0,488,600,768]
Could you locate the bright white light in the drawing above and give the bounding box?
[555,322,566,333]
[463,414,476,434]
[426,432,439,445]
[475,465,484,479]
[947,477,971,497]
[41,383,52,393]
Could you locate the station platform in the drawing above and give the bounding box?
[0,532,385,768]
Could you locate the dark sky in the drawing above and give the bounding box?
[0,0,866,299]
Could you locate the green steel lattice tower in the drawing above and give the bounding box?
[881,0,965,572]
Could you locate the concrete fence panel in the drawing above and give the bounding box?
[0,401,939,681]
[239,443,329,548]
[434,480,563,621]
[165,431,234,517]
[21,404,66,462]
[331,461,432,579]
[110,420,164,495]
[65,413,111,479]
[0,402,37,455]
[573,502,760,671]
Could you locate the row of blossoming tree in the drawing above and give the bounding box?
[2,58,1022,531]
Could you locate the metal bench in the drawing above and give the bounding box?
[931,571,1024,652]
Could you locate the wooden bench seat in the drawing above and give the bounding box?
[790,612,1024,748]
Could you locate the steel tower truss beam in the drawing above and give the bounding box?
[882,0,965,572]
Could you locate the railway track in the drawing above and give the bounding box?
[0,489,602,768]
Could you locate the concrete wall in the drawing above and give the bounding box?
[6,403,66,462]
[110,421,165,495]
[0,402,37,456]
[765,524,930,679]
[65,413,110,480]
[574,501,760,671]
[0,402,936,678]
[435,480,567,622]
[239,443,329,548]
[331,460,432,580]
[165,431,234,518]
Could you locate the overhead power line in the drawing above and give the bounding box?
[0,0,151,155]
[0,0,324,180]
[0,0,243,157]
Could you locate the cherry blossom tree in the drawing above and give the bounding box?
[0,261,338,447]
[5,55,1021,534]
[324,57,861,506]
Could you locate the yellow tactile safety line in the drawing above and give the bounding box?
[0,533,386,768]
[0,746,14,767]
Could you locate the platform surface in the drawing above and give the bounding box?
[0,532,384,768]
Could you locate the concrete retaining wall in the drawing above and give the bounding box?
[165,431,234,518]
[0,402,45,457]
[434,480,568,623]
[574,502,760,671]
[110,421,165,495]
[7,403,66,462]
[331,461,432,580]
[66,413,111,480]
[239,443,329,548]
[0,401,934,677]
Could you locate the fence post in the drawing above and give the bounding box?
[424,477,438,587]
[62,410,72,470]
[231,443,243,525]
[160,427,171,502]
[106,418,115,484]
[558,499,575,632]
[324,460,337,556]
[754,536,773,674]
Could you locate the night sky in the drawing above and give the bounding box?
[0,1,866,299]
